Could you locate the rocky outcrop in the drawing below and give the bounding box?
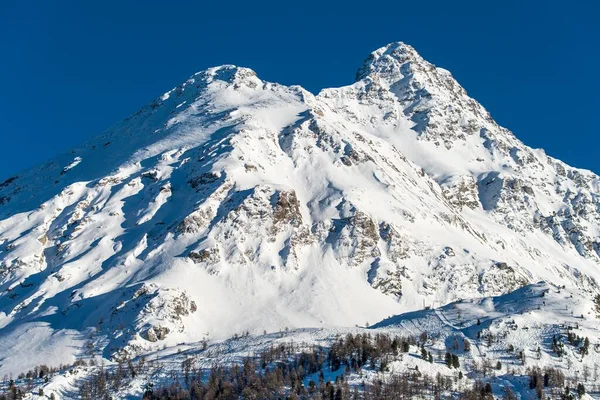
[441,176,481,210]
[329,208,381,267]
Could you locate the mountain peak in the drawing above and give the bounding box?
[201,65,259,84]
[160,65,261,101]
[355,41,425,82]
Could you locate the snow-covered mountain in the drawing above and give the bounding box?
[1,42,599,377]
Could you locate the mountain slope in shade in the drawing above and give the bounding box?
[0,42,599,375]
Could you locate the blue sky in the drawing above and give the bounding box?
[0,1,598,178]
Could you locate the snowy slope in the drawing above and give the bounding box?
[0,43,599,377]
[12,282,600,399]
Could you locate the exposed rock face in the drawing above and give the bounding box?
[379,223,412,263]
[441,176,481,210]
[143,326,170,342]
[0,43,599,373]
[188,247,220,264]
[370,265,404,299]
[330,208,381,267]
[272,190,302,228]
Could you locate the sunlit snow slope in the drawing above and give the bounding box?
[0,42,599,375]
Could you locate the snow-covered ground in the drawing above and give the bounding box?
[7,282,600,398]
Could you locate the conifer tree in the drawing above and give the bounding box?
[451,354,460,369]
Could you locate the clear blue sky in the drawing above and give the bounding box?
[1,1,598,179]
